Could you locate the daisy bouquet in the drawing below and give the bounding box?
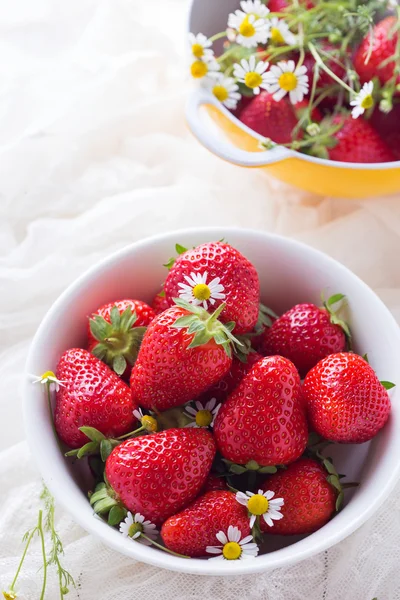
[189,0,400,163]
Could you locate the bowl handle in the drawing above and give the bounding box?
[186,89,294,167]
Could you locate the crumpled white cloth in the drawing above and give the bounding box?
[1,0,400,598]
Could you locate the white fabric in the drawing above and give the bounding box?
[0,0,400,598]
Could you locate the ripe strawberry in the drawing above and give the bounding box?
[268,0,314,10]
[88,299,155,376]
[196,352,263,404]
[130,303,235,411]
[151,291,169,315]
[354,17,400,85]
[239,92,300,144]
[164,242,260,335]
[303,353,392,443]
[103,428,216,526]
[201,474,228,494]
[328,115,395,163]
[371,104,400,160]
[260,458,336,535]
[294,99,323,123]
[55,348,137,448]
[214,356,308,466]
[161,490,250,557]
[258,298,348,377]
[303,45,347,93]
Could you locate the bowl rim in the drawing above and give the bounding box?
[186,0,400,171]
[23,227,400,576]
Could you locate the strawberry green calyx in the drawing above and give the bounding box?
[172,298,243,358]
[65,423,151,461]
[90,482,128,526]
[255,303,278,333]
[222,458,278,475]
[89,306,147,375]
[322,293,352,342]
[163,243,188,270]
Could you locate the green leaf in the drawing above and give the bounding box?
[79,426,106,443]
[108,505,127,526]
[327,293,346,307]
[362,353,369,363]
[100,439,113,462]
[258,466,278,474]
[187,321,205,334]
[327,474,342,492]
[229,464,247,475]
[175,243,188,255]
[323,459,338,476]
[172,297,204,316]
[110,306,121,328]
[158,289,166,298]
[381,381,396,390]
[89,315,112,342]
[92,496,118,515]
[172,315,198,329]
[188,330,212,349]
[77,441,99,459]
[163,257,176,269]
[245,460,260,471]
[335,490,344,512]
[113,355,127,376]
[92,343,108,361]
[259,303,278,319]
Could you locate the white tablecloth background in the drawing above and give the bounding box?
[1,0,400,597]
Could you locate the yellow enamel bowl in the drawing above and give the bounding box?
[186,0,400,198]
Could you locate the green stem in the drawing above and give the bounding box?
[210,31,227,43]
[140,534,190,559]
[217,46,241,63]
[117,426,145,440]
[308,42,354,94]
[9,527,38,592]
[38,511,47,600]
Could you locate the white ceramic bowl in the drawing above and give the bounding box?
[24,228,400,576]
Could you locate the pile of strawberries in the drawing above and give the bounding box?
[52,241,393,560]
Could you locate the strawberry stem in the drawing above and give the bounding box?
[140,534,190,559]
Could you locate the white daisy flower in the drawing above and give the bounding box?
[207,75,242,109]
[350,81,374,119]
[133,408,158,432]
[184,398,221,428]
[228,11,270,48]
[178,271,225,310]
[269,17,297,45]
[264,60,309,104]
[240,0,270,18]
[236,489,284,528]
[119,512,158,546]
[206,525,259,560]
[233,56,270,95]
[31,371,65,392]
[188,33,214,62]
[190,58,220,80]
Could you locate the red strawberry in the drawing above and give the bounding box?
[161,490,250,557]
[201,474,228,494]
[151,292,169,315]
[258,300,347,377]
[303,353,391,443]
[328,115,395,163]
[196,352,263,404]
[214,356,308,466]
[103,428,216,526]
[303,45,347,93]
[55,348,137,448]
[260,458,336,535]
[371,104,400,160]
[268,0,314,10]
[164,242,260,335]
[354,16,400,86]
[239,92,300,144]
[130,303,234,411]
[88,299,155,376]
[294,99,323,123]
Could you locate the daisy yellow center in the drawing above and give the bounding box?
[41,370,56,380]
[191,61,208,79]
[195,409,213,427]
[247,494,269,516]
[192,283,211,301]
[142,415,158,432]
[244,71,263,89]
[128,522,143,538]
[223,541,242,560]
[3,592,17,600]
[192,43,204,58]
[361,94,373,110]
[278,72,297,92]
[270,27,285,44]
[239,16,256,38]
[213,85,229,102]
